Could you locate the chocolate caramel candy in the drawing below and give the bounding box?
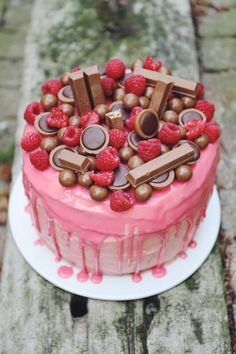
[80,124,109,154]
[109,165,130,191]
[40,94,57,111]
[49,145,75,171]
[175,140,200,164]
[34,113,57,136]
[59,169,77,187]
[178,108,206,127]
[57,85,74,104]
[150,170,175,189]
[57,149,91,173]
[175,165,192,182]
[127,131,144,151]
[134,183,153,202]
[135,109,159,139]
[110,101,129,120]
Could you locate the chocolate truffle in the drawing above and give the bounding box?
[128,155,144,169]
[59,169,77,187]
[144,86,154,99]
[134,183,153,202]
[40,94,57,111]
[119,146,134,162]
[163,110,179,124]
[179,126,187,138]
[113,88,126,101]
[59,103,74,116]
[69,115,81,126]
[57,127,67,141]
[181,96,196,109]
[139,96,150,109]
[123,93,139,110]
[167,98,184,114]
[194,133,209,149]
[78,172,93,188]
[60,72,70,86]
[40,136,59,152]
[94,104,110,119]
[89,185,108,201]
[175,165,192,182]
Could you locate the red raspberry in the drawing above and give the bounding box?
[125,106,143,131]
[95,146,120,171]
[195,100,215,122]
[197,82,204,99]
[143,56,162,71]
[62,126,82,146]
[21,132,41,152]
[90,171,114,187]
[138,138,161,162]
[204,122,220,143]
[101,77,115,97]
[110,190,134,212]
[105,58,126,79]
[71,66,81,72]
[46,107,69,128]
[185,119,205,140]
[29,150,49,170]
[109,129,126,149]
[124,75,146,97]
[41,79,62,96]
[159,123,181,145]
[24,102,45,125]
[80,111,100,128]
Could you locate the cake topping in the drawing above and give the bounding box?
[89,185,108,201]
[108,165,130,191]
[175,140,200,164]
[106,110,124,129]
[105,58,125,79]
[95,146,120,171]
[94,104,110,119]
[128,131,144,151]
[57,149,91,173]
[123,93,139,110]
[203,122,220,143]
[124,75,147,97]
[150,170,175,189]
[40,136,59,152]
[159,123,181,145]
[149,80,173,118]
[35,112,58,135]
[109,129,126,149]
[24,102,45,125]
[179,108,206,126]
[110,101,129,120]
[163,110,179,124]
[61,86,74,100]
[127,155,144,170]
[40,94,57,111]
[110,190,134,211]
[175,165,192,182]
[62,125,82,146]
[41,79,62,96]
[78,172,93,188]
[29,150,49,171]
[59,169,77,187]
[80,125,109,154]
[90,171,114,187]
[21,132,41,152]
[49,145,75,170]
[135,109,159,139]
[138,138,161,162]
[195,100,215,121]
[134,183,153,202]
[119,146,134,162]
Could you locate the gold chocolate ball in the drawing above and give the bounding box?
[40,94,57,111]
[175,165,192,182]
[168,98,184,114]
[123,93,139,110]
[128,155,144,169]
[159,66,172,75]
[134,183,153,202]
[139,96,150,109]
[89,185,108,201]
[144,86,154,99]
[130,59,143,71]
[78,172,93,188]
[113,88,126,101]
[69,115,81,126]
[59,169,77,187]
[181,96,196,109]
[40,136,59,152]
[163,110,179,124]
[59,103,74,116]
[57,127,67,141]
[179,126,187,138]
[119,146,134,162]
[161,144,170,154]
[94,104,110,119]
[60,72,70,86]
[194,133,209,149]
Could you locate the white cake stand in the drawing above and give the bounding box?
[9,174,221,301]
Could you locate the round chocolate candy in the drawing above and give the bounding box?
[134,183,153,202]
[194,133,209,149]
[109,165,130,191]
[127,131,144,151]
[176,140,200,164]
[123,93,139,110]
[40,94,57,111]
[34,113,58,136]
[175,165,192,182]
[130,59,143,71]
[167,98,184,114]
[80,124,109,154]
[127,155,144,169]
[117,69,132,89]
[49,145,75,171]
[69,115,81,126]
[119,146,134,162]
[57,127,67,141]
[89,185,108,201]
[57,85,74,104]
[59,103,74,116]
[178,108,206,127]
[139,96,150,109]
[40,136,59,152]
[59,169,77,187]
[181,96,196,109]
[135,109,159,139]
[60,72,70,86]
[150,170,175,189]
[144,86,154,99]
[94,104,110,119]
[110,101,129,120]
[179,126,187,138]
[113,88,126,101]
[160,143,170,154]
[78,172,93,188]
[163,110,178,124]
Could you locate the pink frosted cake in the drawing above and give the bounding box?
[21,56,220,282]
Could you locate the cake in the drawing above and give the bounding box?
[20,56,220,283]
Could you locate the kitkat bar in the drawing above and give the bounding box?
[126,143,195,187]
[83,65,105,107]
[134,67,197,98]
[57,149,91,172]
[149,80,173,118]
[69,71,91,115]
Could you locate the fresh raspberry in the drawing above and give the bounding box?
[24,102,45,125]
[21,132,41,152]
[159,123,181,145]
[143,56,162,71]
[101,77,115,97]
[90,171,114,187]
[71,66,81,73]
[46,107,69,128]
[110,190,135,212]
[124,75,146,97]
[80,111,100,128]
[204,122,220,143]
[195,100,215,122]
[105,58,126,79]
[185,119,205,140]
[95,146,120,171]
[109,129,126,149]
[62,126,82,146]
[41,79,62,96]
[29,150,49,170]
[138,138,161,162]
[196,82,205,99]
[125,106,143,131]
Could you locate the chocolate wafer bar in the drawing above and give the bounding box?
[68,71,91,115]
[149,80,173,118]
[83,65,105,107]
[57,149,91,172]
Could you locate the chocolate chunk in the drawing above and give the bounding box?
[178,108,206,126]
[176,140,200,164]
[80,124,109,154]
[135,109,159,139]
[34,113,57,136]
[150,170,175,189]
[149,80,173,119]
[49,145,75,170]
[57,149,91,173]
[110,101,130,120]
[83,65,105,107]
[69,70,91,114]
[106,110,124,129]
[127,131,144,151]
[109,165,130,191]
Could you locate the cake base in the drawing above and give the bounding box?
[9,174,220,301]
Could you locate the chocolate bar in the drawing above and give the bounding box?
[149,80,173,118]
[83,65,105,107]
[134,67,197,98]
[126,143,195,187]
[69,71,91,115]
[57,149,91,172]
[105,109,124,129]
